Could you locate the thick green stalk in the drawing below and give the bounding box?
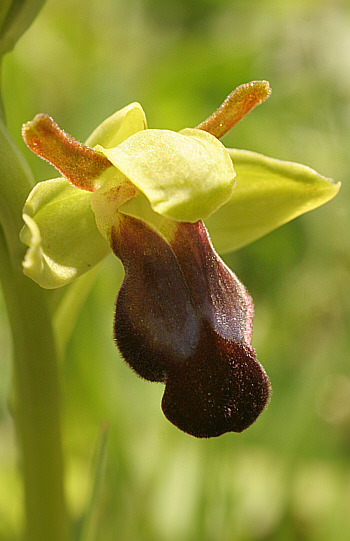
[0,231,69,541]
[0,120,69,540]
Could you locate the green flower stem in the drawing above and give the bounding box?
[0,229,69,541]
[0,117,35,265]
[0,121,68,540]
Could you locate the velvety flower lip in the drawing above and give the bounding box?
[112,214,270,437]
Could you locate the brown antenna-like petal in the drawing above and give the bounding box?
[197,80,271,139]
[22,114,112,191]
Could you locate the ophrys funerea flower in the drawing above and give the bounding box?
[20,82,339,437]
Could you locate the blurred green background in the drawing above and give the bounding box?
[1,0,350,539]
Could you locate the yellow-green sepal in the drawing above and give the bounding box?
[20,178,110,289]
[205,149,341,254]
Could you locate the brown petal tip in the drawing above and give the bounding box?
[196,80,271,139]
[22,114,111,191]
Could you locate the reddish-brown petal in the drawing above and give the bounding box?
[22,114,112,191]
[196,81,271,139]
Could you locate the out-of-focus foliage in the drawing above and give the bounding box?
[1,0,350,539]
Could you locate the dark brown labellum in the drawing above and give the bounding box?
[112,214,270,437]
[162,320,269,437]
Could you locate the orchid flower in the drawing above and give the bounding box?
[20,81,339,437]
